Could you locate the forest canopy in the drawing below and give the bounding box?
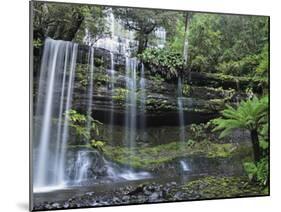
[33,2,269,80]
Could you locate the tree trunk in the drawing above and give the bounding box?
[137,33,147,55]
[250,129,261,162]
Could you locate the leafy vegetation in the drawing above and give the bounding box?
[187,14,269,77]
[244,157,268,185]
[139,48,184,79]
[33,3,269,197]
[212,96,268,162]
[66,109,103,146]
[113,8,180,54]
[33,2,109,43]
[90,140,106,152]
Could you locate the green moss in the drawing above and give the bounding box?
[112,88,129,102]
[145,96,175,112]
[207,98,225,110]
[181,176,268,198]
[103,140,250,170]
[75,64,90,87]
[148,74,165,88]
[182,84,191,96]
[93,72,110,84]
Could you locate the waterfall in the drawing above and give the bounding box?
[124,57,137,151]
[140,63,147,141]
[56,43,78,185]
[34,10,154,192]
[183,38,189,66]
[177,77,185,143]
[74,151,92,183]
[108,52,115,143]
[34,38,78,189]
[180,160,190,172]
[87,47,94,136]
[154,27,166,48]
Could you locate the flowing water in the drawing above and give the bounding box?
[33,10,193,193]
[140,63,147,142]
[177,77,185,143]
[34,38,78,189]
[154,27,166,48]
[33,11,152,192]
[86,47,94,134]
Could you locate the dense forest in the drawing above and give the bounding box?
[32,2,269,210]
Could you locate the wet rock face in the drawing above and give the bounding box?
[34,45,256,126]
[71,68,236,126]
[77,45,126,71]
[66,149,107,181]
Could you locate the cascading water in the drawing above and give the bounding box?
[34,38,78,189]
[108,52,115,143]
[140,63,147,142]
[180,160,190,172]
[86,47,94,133]
[124,57,137,151]
[177,77,185,143]
[177,78,190,174]
[178,17,190,172]
[74,151,92,183]
[154,27,166,48]
[34,11,155,192]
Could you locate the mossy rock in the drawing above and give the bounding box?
[182,176,268,198]
[103,140,252,170]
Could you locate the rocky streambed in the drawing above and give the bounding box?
[33,176,267,210]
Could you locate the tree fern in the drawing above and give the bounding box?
[212,96,268,162]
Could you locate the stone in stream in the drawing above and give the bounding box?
[122,195,130,202]
[149,192,160,202]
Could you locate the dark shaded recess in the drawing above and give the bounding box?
[75,107,218,128]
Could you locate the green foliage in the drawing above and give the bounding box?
[183,176,268,198]
[112,88,129,102]
[243,157,268,185]
[75,64,89,87]
[256,44,269,77]
[189,122,213,142]
[66,109,87,123]
[65,109,103,144]
[113,8,180,54]
[168,16,186,53]
[187,13,269,77]
[259,123,269,151]
[74,6,110,43]
[212,96,269,138]
[90,140,106,152]
[182,84,191,96]
[33,2,108,42]
[186,139,195,147]
[188,14,222,72]
[139,48,184,79]
[33,38,43,48]
[217,54,260,76]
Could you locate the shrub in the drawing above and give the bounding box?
[139,48,184,79]
[243,157,268,186]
